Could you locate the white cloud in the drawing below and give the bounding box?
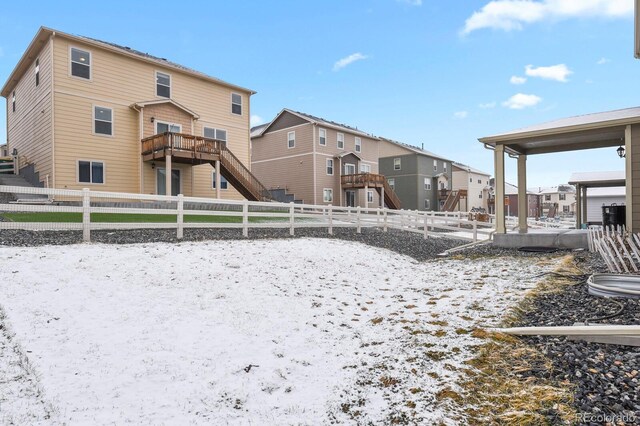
[502,93,542,109]
[250,115,264,127]
[597,57,611,65]
[510,75,527,84]
[396,0,422,5]
[525,64,572,82]
[462,0,633,35]
[454,111,469,119]
[333,53,369,71]
[479,101,497,109]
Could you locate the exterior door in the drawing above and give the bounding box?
[344,163,356,175]
[157,168,181,196]
[345,190,356,207]
[156,121,182,134]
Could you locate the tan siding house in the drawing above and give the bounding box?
[252,109,383,207]
[2,27,256,200]
[451,163,491,211]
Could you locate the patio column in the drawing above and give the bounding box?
[364,184,368,208]
[380,186,385,208]
[215,159,221,199]
[517,154,528,233]
[494,145,506,233]
[165,153,172,197]
[581,185,588,227]
[575,184,582,229]
[625,125,633,231]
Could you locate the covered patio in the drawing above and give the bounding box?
[479,106,640,248]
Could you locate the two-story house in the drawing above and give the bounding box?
[451,162,491,211]
[1,27,266,201]
[533,185,576,218]
[251,109,400,208]
[378,138,453,211]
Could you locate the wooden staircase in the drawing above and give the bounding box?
[442,189,467,212]
[218,147,272,201]
[340,173,401,209]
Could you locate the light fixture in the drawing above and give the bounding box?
[150,116,155,123]
[617,145,626,159]
[11,148,18,156]
[151,162,156,169]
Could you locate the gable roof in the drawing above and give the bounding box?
[255,108,379,139]
[379,137,451,162]
[452,162,491,176]
[2,26,256,98]
[532,185,576,195]
[131,99,200,119]
[250,123,270,138]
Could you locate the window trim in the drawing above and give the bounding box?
[231,92,243,116]
[326,158,334,175]
[323,188,333,203]
[155,70,172,98]
[211,169,229,190]
[93,105,114,137]
[77,159,105,185]
[337,133,345,150]
[355,137,362,153]
[393,158,401,170]
[319,128,327,146]
[69,46,92,81]
[156,121,182,134]
[287,131,295,149]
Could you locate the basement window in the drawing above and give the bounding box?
[70,48,91,79]
[231,93,242,115]
[156,72,171,98]
[35,59,40,87]
[212,168,228,190]
[94,106,113,136]
[78,160,104,184]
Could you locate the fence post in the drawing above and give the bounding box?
[177,194,184,239]
[458,211,462,228]
[82,188,91,242]
[356,206,361,234]
[423,213,428,239]
[242,200,249,237]
[383,209,388,232]
[472,220,478,242]
[289,202,295,236]
[328,204,333,235]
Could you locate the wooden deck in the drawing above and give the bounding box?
[341,173,401,209]
[141,132,224,164]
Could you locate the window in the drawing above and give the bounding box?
[204,127,227,145]
[94,106,113,136]
[323,188,333,203]
[70,47,91,79]
[337,133,344,149]
[231,93,242,115]
[545,194,551,201]
[478,179,482,184]
[424,178,431,190]
[424,199,430,209]
[212,168,228,190]
[156,122,181,133]
[388,178,395,190]
[470,177,472,183]
[433,159,437,171]
[344,163,356,175]
[559,193,566,200]
[563,205,570,213]
[78,160,104,184]
[35,59,40,87]
[360,163,371,173]
[443,162,447,172]
[319,128,326,146]
[287,131,295,148]
[479,193,483,199]
[367,190,374,203]
[355,137,362,153]
[156,72,171,98]
[326,159,334,175]
[12,91,15,112]
[394,158,401,170]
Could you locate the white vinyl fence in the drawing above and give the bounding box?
[0,186,495,243]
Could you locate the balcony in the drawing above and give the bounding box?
[141,132,226,164]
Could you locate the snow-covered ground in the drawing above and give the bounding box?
[0,239,557,424]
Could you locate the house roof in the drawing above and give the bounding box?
[1,26,256,98]
[531,185,576,195]
[378,137,451,162]
[479,106,640,155]
[336,151,363,161]
[568,170,625,187]
[131,99,200,119]
[250,123,270,138]
[587,187,626,197]
[451,161,491,176]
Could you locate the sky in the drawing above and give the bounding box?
[0,0,637,188]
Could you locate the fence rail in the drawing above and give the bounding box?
[0,186,495,243]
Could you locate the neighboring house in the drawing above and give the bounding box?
[1,27,259,200]
[488,179,540,218]
[378,138,452,211]
[451,162,491,211]
[532,185,576,218]
[251,109,399,208]
[0,145,7,157]
[586,187,626,224]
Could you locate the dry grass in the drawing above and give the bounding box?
[455,255,580,425]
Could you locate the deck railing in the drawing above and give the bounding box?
[340,173,401,209]
[141,132,225,157]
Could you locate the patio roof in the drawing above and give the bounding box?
[479,106,640,155]
[568,171,625,188]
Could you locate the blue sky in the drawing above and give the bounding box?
[0,0,637,187]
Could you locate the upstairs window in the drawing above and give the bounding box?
[288,131,295,148]
[12,91,15,112]
[156,122,181,133]
[424,178,431,190]
[470,177,473,182]
[478,179,482,184]
[319,128,326,146]
[433,159,437,171]
[545,194,551,201]
[443,162,447,172]
[35,59,40,87]
[231,93,242,115]
[78,160,104,184]
[94,106,113,135]
[204,127,227,145]
[337,133,344,150]
[360,163,371,173]
[394,158,401,170]
[71,48,91,79]
[355,137,362,153]
[156,72,171,98]
[559,193,566,200]
[326,158,334,175]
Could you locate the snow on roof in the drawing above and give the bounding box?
[530,185,576,195]
[250,123,270,138]
[452,162,491,176]
[285,109,377,139]
[568,170,625,184]
[587,187,626,197]
[378,137,451,162]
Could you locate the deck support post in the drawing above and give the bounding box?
[494,145,506,234]
[575,184,582,229]
[380,186,384,208]
[242,200,249,237]
[517,154,528,234]
[364,184,368,208]
[165,153,172,197]
[625,125,633,232]
[215,159,221,199]
[581,185,588,228]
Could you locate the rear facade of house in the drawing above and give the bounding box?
[451,163,491,211]
[378,138,452,211]
[251,109,384,207]
[2,27,254,199]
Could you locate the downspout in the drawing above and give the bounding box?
[132,104,144,193]
[50,32,56,188]
[312,123,317,204]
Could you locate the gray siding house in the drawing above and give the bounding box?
[378,138,452,211]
